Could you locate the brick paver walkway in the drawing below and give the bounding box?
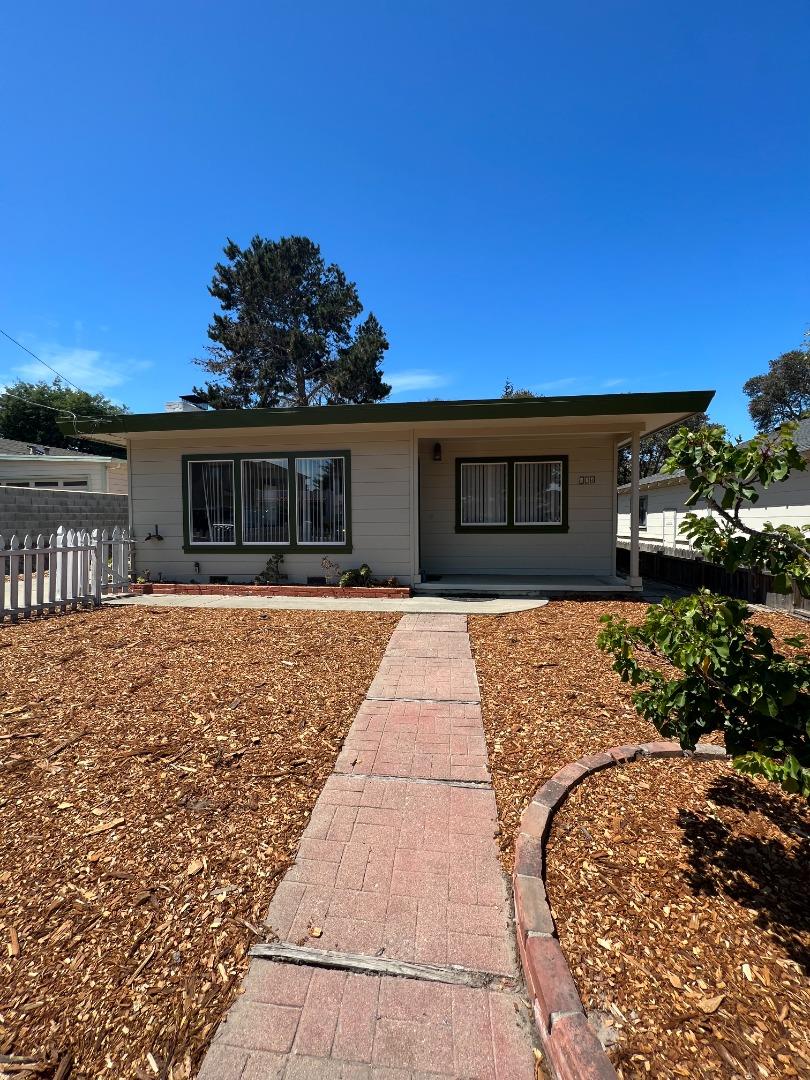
[199,615,536,1079]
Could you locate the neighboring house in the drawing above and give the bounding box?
[617,418,810,552]
[62,390,713,593]
[0,438,128,493]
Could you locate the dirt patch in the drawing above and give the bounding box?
[469,599,806,871]
[0,605,397,1079]
[545,757,810,1079]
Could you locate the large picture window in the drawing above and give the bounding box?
[183,451,350,552]
[189,460,236,544]
[456,456,568,532]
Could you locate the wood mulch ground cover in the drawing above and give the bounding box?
[468,599,802,870]
[546,758,810,1078]
[469,599,810,1079]
[0,606,397,1080]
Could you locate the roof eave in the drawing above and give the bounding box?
[60,390,715,442]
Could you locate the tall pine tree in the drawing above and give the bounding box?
[193,235,391,408]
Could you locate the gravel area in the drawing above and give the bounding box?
[0,606,397,1079]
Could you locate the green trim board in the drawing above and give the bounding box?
[454,455,570,533]
[181,450,353,555]
[60,390,715,439]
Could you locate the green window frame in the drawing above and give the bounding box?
[455,455,569,533]
[182,450,352,554]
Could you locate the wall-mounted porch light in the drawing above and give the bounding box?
[432,442,442,462]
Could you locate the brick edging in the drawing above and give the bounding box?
[130,583,411,598]
[513,740,729,1080]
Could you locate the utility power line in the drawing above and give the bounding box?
[0,327,86,394]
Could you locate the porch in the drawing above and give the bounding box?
[413,573,633,597]
[415,426,646,591]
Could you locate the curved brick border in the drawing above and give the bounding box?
[513,740,729,1080]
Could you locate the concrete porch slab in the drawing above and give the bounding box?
[414,574,637,597]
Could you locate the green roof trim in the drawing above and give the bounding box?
[59,390,715,438]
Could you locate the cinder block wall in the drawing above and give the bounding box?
[0,488,129,540]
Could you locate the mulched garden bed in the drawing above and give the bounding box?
[468,599,802,870]
[0,606,398,1079]
[470,599,810,1078]
[545,757,810,1078]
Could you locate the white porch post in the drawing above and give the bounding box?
[629,429,642,588]
[409,429,421,585]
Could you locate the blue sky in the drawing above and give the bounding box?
[1,2,807,436]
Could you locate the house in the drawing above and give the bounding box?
[617,417,810,553]
[0,437,128,494]
[62,390,713,593]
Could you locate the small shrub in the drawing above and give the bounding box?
[254,554,286,585]
[339,563,373,588]
[597,591,810,796]
[321,556,342,585]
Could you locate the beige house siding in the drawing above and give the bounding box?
[0,457,110,490]
[105,459,129,494]
[419,433,617,577]
[129,428,413,584]
[617,455,810,549]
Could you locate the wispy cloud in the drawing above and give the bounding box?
[387,368,450,395]
[601,377,627,389]
[6,339,152,397]
[531,376,582,393]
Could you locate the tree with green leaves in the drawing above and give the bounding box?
[193,236,391,409]
[0,379,127,457]
[616,412,709,485]
[743,340,810,432]
[501,379,537,400]
[599,422,810,796]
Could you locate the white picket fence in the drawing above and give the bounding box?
[0,526,133,622]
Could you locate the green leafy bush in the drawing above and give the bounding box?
[339,563,373,588]
[665,422,810,594]
[598,591,810,796]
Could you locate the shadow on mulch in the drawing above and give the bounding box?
[678,774,810,975]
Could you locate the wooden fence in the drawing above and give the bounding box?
[1,526,133,623]
[616,546,803,610]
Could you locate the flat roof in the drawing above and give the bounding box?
[60,390,715,444]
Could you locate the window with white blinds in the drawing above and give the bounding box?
[185,451,350,550]
[514,460,563,525]
[188,460,236,544]
[456,456,567,530]
[241,458,290,544]
[459,462,508,525]
[295,456,346,545]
